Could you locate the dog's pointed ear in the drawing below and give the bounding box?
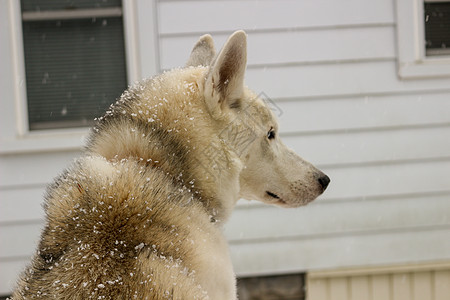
[186,34,216,67]
[204,30,247,117]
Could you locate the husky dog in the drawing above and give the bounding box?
[11,31,329,299]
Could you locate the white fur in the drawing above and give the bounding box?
[12,30,329,300]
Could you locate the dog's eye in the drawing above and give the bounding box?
[267,128,276,140]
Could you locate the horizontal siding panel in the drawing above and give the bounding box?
[0,259,28,295]
[283,125,450,167]
[0,222,42,258]
[276,92,450,134]
[2,95,449,188]
[7,184,450,259]
[0,234,431,288]
[2,128,449,191]
[230,228,450,276]
[246,61,450,99]
[0,151,80,188]
[158,0,394,35]
[8,190,449,259]
[226,193,450,242]
[325,160,450,200]
[2,155,449,203]
[0,187,45,223]
[160,26,396,69]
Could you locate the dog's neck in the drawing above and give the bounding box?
[85,143,241,224]
[85,121,242,224]
[85,68,244,223]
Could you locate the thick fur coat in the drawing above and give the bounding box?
[11,31,329,299]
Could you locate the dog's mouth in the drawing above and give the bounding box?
[266,191,280,199]
[266,191,287,205]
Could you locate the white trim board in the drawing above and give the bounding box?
[395,0,450,79]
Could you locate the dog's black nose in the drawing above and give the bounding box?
[318,175,330,191]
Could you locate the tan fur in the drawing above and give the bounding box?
[11,31,329,299]
[185,34,216,67]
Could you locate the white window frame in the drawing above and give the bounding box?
[395,0,450,79]
[1,0,159,154]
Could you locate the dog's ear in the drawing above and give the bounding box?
[186,34,216,67]
[204,30,247,118]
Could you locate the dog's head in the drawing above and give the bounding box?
[187,31,330,207]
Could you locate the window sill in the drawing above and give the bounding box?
[0,128,89,155]
[398,58,450,79]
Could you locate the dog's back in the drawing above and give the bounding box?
[12,156,222,299]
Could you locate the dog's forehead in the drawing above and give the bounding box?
[243,90,275,125]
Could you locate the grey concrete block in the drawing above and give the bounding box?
[237,274,305,300]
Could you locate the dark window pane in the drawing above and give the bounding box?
[22,16,127,130]
[425,2,450,56]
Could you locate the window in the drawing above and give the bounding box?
[20,0,128,130]
[395,0,450,79]
[424,1,450,56]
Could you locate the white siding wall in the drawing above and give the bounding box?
[1,0,450,295]
[155,0,450,276]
